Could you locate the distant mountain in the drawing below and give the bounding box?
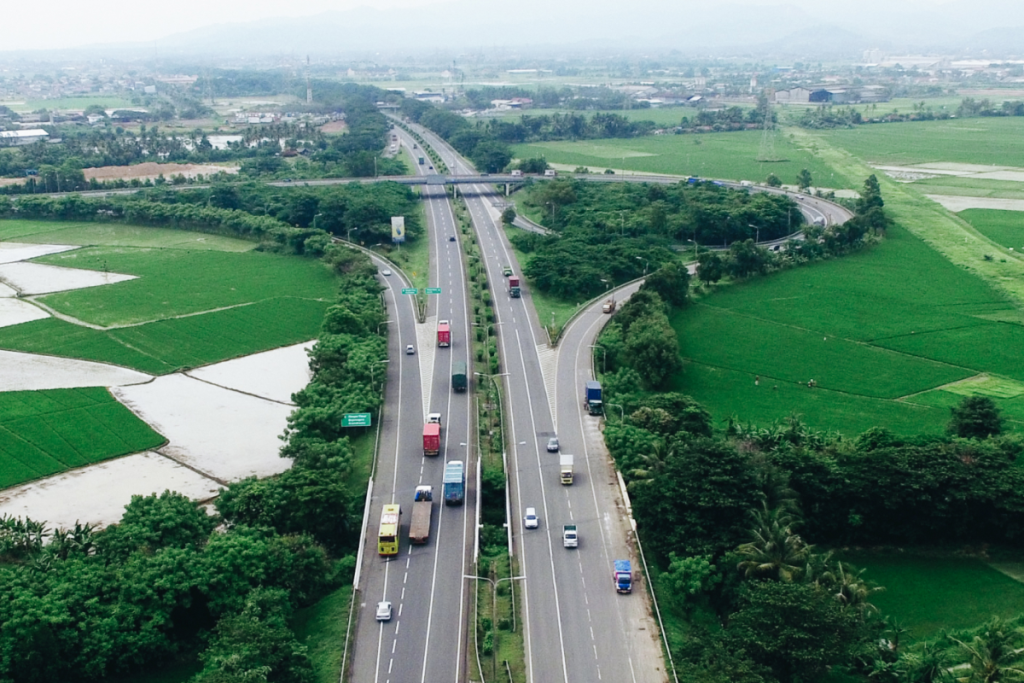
[10,0,1024,60]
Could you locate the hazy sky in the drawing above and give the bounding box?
[2,0,963,52]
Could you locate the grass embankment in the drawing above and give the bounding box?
[293,585,354,683]
[0,220,255,251]
[0,388,164,489]
[512,130,847,187]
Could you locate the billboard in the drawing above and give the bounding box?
[391,216,405,244]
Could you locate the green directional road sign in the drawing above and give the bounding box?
[341,413,372,428]
[425,287,442,294]
[401,288,418,295]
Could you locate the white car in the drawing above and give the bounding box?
[427,412,441,424]
[406,344,415,355]
[375,601,392,621]
[524,507,539,529]
[381,268,392,276]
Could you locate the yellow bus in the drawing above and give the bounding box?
[378,504,401,556]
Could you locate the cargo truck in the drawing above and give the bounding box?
[563,524,578,548]
[452,361,467,392]
[614,560,633,593]
[423,423,440,456]
[509,276,521,298]
[409,486,433,544]
[602,298,616,313]
[584,380,603,415]
[437,320,450,347]
[418,156,425,165]
[443,461,465,505]
[559,454,574,485]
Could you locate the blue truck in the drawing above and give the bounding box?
[443,460,465,506]
[614,560,632,593]
[584,380,603,415]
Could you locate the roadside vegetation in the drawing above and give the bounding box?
[0,244,384,683]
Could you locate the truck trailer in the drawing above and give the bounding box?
[409,486,433,544]
[614,560,633,593]
[423,423,440,456]
[559,454,574,485]
[584,381,603,415]
[437,320,450,347]
[452,361,467,392]
[443,460,465,505]
[509,276,521,298]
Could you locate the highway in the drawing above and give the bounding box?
[347,130,474,683]
[405,120,670,683]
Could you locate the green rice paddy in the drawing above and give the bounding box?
[0,388,165,489]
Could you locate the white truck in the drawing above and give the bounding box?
[559,454,574,485]
[563,524,578,548]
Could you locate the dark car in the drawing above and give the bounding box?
[449,235,456,242]
[546,437,559,452]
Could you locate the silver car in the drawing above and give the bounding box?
[376,601,392,621]
[546,437,559,452]
[524,507,539,529]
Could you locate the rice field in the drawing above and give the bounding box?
[669,220,1023,435]
[959,209,1024,250]
[512,130,848,188]
[34,247,337,326]
[0,220,255,251]
[0,387,165,489]
[0,297,331,374]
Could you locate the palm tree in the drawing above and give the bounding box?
[947,618,1024,683]
[820,560,885,617]
[736,502,811,582]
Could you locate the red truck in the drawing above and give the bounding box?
[437,320,450,347]
[423,423,440,456]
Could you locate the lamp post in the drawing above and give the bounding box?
[749,223,760,244]
[607,402,625,421]
[589,344,606,374]
[687,238,698,263]
[370,359,389,387]
[464,573,526,679]
[313,212,322,232]
[635,256,648,276]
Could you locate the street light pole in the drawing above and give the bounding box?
[607,402,625,421]
[463,573,526,679]
[589,344,606,374]
[370,359,389,387]
[635,256,648,276]
[749,224,760,244]
[313,212,322,232]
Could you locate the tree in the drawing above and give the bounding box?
[501,207,516,225]
[471,140,512,173]
[631,438,760,557]
[736,503,810,582]
[696,251,725,285]
[726,581,868,683]
[193,588,314,683]
[797,169,813,190]
[624,314,682,389]
[947,617,1024,683]
[765,173,782,187]
[640,261,690,308]
[948,395,1003,439]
